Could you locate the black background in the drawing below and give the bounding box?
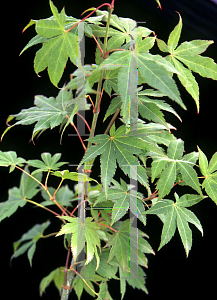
[1,0,217,299]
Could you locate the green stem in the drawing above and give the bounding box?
[61,5,114,300]
[15,165,52,198]
[25,198,59,216]
[84,6,113,172]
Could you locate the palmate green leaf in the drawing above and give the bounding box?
[0,150,26,172]
[156,12,216,112]
[56,217,101,270]
[137,53,186,110]
[119,265,148,297]
[9,86,91,143]
[0,167,42,222]
[97,282,113,300]
[79,127,149,196]
[95,250,119,280]
[105,220,153,272]
[94,185,146,226]
[27,152,67,174]
[151,138,202,198]
[7,89,75,140]
[145,193,203,256]
[73,268,97,300]
[20,1,80,87]
[0,188,26,222]
[11,221,50,266]
[39,267,65,296]
[96,9,152,52]
[103,68,120,96]
[34,31,78,87]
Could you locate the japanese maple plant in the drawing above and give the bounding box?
[1,0,217,299]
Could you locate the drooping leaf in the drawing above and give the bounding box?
[155,13,216,113]
[0,167,42,222]
[5,87,90,141]
[144,192,203,256]
[138,96,168,129]
[105,220,153,273]
[120,265,149,296]
[39,267,65,296]
[171,57,199,112]
[0,188,26,222]
[56,217,101,270]
[137,53,186,110]
[11,221,50,266]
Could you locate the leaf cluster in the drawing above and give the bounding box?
[1,0,217,299]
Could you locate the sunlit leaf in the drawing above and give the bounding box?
[167,12,182,52]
